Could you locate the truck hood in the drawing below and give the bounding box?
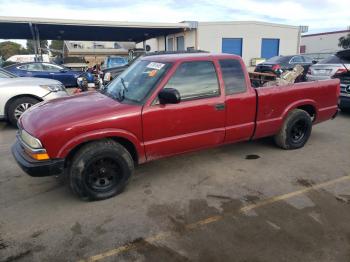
[0,77,62,87]
[20,91,141,139]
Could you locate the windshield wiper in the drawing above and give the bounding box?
[118,77,128,101]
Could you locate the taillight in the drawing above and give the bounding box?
[272,64,281,71]
[334,68,347,75]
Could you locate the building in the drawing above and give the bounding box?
[64,41,136,65]
[300,29,350,54]
[138,21,302,66]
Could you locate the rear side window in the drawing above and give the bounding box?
[19,63,43,71]
[164,61,220,100]
[290,56,303,63]
[219,59,246,95]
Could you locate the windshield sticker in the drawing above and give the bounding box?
[148,70,158,77]
[147,62,165,70]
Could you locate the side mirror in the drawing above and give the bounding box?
[158,88,181,104]
[312,60,317,64]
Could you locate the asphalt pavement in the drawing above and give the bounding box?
[1,112,350,262]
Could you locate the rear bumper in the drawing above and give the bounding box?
[306,75,331,81]
[11,140,64,177]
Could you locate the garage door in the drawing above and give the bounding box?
[261,38,280,59]
[222,38,243,56]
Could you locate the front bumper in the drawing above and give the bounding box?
[11,140,64,177]
[339,95,350,109]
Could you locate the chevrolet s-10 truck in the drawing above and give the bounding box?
[12,53,340,200]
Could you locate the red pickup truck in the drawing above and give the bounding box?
[12,53,340,200]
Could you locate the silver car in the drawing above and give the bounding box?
[307,54,350,81]
[0,68,68,126]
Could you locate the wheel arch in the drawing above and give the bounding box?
[282,100,318,123]
[4,94,42,119]
[60,129,145,168]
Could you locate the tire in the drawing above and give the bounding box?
[69,139,134,201]
[7,97,40,126]
[274,109,312,150]
[339,106,350,113]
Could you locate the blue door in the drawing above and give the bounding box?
[261,38,280,59]
[222,38,243,56]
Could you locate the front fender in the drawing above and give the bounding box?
[57,128,145,163]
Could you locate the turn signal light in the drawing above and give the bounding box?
[334,68,347,75]
[28,152,50,161]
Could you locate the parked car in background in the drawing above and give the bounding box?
[255,55,316,80]
[12,53,339,200]
[102,56,128,70]
[307,51,350,81]
[0,68,68,126]
[331,49,350,112]
[4,62,84,87]
[102,64,129,84]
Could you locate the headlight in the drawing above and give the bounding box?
[40,84,65,92]
[20,129,43,149]
[104,72,111,81]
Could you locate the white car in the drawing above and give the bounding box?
[0,68,69,126]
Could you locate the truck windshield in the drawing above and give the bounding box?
[107,57,128,68]
[104,60,170,103]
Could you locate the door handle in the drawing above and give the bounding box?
[215,103,225,111]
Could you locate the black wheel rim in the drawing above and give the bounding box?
[84,157,122,192]
[290,119,307,143]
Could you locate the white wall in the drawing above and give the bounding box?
[301,31,350,54]
[137,21,300,66]
[197,21,300,65]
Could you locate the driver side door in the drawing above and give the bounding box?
[142,60,226,160]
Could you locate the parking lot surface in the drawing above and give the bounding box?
[1,113,350,262]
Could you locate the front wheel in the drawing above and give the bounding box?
[274,109,312,150]
[7,97,40,126]
[69,139,134,201]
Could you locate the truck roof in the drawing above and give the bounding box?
[141,53,241,62]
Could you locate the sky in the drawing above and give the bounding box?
[0,0,349,47]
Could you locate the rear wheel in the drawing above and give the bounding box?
[7,97,40,126]
[69,139,134,201]
[274,109,312,150]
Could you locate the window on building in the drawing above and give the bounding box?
[176,36,185,51]
[164,61,220,101]
[167,38,174,51]
[222,38,243,56]
[300,45,306,54]
[219,59,246,95]
[114,42,122,49]
[261,38,280,59]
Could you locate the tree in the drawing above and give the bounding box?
[26,39,49,54]
[0,41,27,60]
[49,40,64,56]
[338,34,350,49]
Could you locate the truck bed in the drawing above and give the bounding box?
[253,79,340,139]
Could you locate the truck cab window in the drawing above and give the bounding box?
[219,59,246,95]
[164,61,220,101]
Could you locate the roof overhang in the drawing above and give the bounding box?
[0,16,190,42]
